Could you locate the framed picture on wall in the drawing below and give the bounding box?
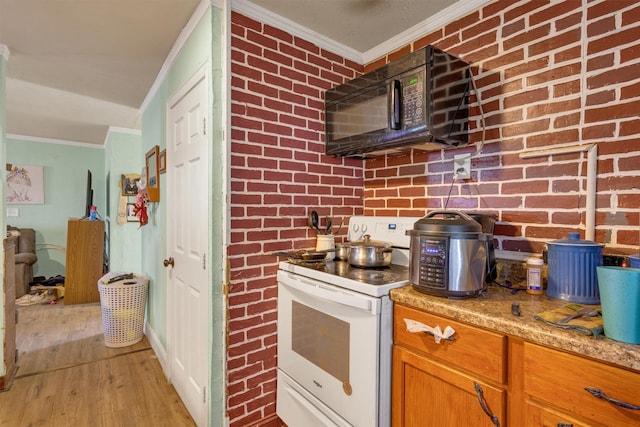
[126,203,138,222]
[6,165,45,204]
[145,145,160,202]
[121,174,140,196]
[159,149,166,174]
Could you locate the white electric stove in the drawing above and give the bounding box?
[276,216,421,427]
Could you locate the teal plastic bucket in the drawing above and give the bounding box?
[596,266,640,344]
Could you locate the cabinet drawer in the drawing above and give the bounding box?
[524,400,590,427]
[394,304,507,384]
[524,342,640,426]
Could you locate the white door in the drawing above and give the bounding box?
[166,69,209,426]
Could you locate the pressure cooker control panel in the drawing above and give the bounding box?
[418,237,448,289]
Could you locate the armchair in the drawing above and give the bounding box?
[7,227,37,298]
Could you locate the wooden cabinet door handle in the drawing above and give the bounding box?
[585,387,640,410]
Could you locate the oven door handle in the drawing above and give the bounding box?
[280,274,378,314]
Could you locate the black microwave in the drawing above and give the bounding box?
[325,46,470,157]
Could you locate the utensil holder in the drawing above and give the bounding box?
[316,235,335,260]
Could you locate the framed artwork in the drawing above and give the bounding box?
[159,149,166,174]
[121,174,140,196]
[126,203,138,222]
[145,145,160,202]
[6,165,45,204]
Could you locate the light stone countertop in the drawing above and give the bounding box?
[390,284,640,372]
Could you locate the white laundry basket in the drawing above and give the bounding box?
[98,272,149,348]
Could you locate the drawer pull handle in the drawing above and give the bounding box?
[474,381,501,427]
[403,318,456,343]
[585,387,640,410]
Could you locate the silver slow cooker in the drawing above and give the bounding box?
[406,210,488,298]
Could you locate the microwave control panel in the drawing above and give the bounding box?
[417,237,448,289]
[399,69,426,129]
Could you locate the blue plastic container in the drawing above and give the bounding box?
[629,254,640,268]
[546,232,603,304]
[596,266,640,344]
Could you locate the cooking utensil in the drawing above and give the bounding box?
[325,217,333,235]
[308,211,323,235]
[273,249,333,261]
[348,235,393,267]
[335,242,350,260]
[557,307,599,324]
[334,217,344,236]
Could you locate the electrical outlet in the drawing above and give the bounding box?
[7,207,19,217]
[453,154,471,179]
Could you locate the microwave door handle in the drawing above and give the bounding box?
[388,79,402,130]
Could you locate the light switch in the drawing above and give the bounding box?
[7,207,19,217]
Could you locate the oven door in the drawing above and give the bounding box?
[277,269,382,427]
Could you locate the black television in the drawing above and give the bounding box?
[85,169,93,218]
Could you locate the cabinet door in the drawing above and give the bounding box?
[525,400,592,427]
[524,342,640,426]
[392,346,505,427]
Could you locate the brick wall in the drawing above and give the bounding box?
[364,0,640,256]
[228,12,363,426]
[228,0,640,425]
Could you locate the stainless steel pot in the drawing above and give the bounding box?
[335,242,350,260]
[348,235,392,267]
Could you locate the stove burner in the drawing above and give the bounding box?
[311,260,409,286]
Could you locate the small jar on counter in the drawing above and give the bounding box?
[527,257,545,294]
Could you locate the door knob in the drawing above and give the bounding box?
[163,257,175,268]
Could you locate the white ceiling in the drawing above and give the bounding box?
[0,0,465,146]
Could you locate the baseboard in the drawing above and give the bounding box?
[145,321,168,376]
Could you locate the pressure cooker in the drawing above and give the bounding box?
[406,210,489,298]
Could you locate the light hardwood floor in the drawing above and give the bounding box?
[0,301,195,426]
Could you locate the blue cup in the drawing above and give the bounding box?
[596,266,640,344]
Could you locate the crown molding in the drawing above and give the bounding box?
[234,0,490,66]
[7,133,104,149]
[363,0,491,63]
[232,0,364,64]
[0,44,9,60]
[107,126,142,137]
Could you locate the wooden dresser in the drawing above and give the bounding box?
[65,219,104,305]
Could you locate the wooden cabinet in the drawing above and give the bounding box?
[522,342,640,426]
[65,219,104,305]
[393,303,640,427]
[392,304,507,426]
[1,237,17,391]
